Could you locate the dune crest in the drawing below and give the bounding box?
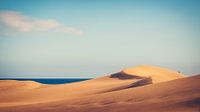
[121,65,185,83]
[0,80,43,90]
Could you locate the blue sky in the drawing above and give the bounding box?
[0,0,200,78]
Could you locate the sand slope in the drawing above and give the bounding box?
[0,65,199,112]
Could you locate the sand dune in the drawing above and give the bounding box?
[121,65,185,83]
[0,65,199,112]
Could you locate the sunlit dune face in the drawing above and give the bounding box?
[122,65,185,83]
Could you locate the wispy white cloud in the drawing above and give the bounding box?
[0,11,83,36]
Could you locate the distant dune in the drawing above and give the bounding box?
[0,65,199,112]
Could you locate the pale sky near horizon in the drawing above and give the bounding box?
[0,0,200,78]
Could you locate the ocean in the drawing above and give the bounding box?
[0,78,91,84]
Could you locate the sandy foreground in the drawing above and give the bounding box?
[0,65,199,112]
